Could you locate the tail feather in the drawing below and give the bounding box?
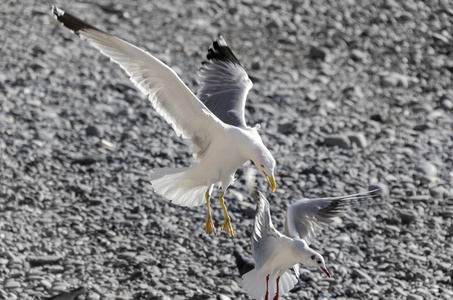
[242,269,266,300]
[149,167,206,207]
[279,270,298,296]
[242,269,297,300]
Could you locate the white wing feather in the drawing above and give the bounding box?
[53,7,225,157]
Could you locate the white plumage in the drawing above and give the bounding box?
[243,171,378,299]
[52,6,276,237]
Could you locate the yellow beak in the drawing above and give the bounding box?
[265,174,276,192]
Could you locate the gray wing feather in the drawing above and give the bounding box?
[197,36,252,127]
[284,191,378,242]
[251,190,281,270]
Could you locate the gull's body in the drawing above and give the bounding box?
[243,173,377,299]
[52,7,276,237]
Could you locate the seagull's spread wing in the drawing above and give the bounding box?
[52,7,224,157]
[197,36,252,127]
[284,191,377,242]
[251,190,281,270]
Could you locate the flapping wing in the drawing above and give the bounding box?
[197,36,252,127]
[284,190,378,242]
[52,7,224,157]
[251,190,282,270]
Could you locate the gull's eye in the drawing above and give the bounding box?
[260,164,265,168]
[311,255,315,260]
[317,260,321,264]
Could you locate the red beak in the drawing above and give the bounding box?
[321,267,331,278]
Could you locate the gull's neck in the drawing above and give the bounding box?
[293,239,317,264]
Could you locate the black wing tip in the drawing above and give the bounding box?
[52,5,103,36]
[206,35,242,66]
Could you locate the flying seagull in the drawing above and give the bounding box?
[52,6,276,237]
[242,172,378,299]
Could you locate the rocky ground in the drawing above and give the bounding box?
[1,0,452,299]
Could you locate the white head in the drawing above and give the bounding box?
[251,145,276,192]
[294,240,331,278]
[308,251,331,278]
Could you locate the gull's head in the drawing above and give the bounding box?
[251,147,276,192]
[309,252,331,278]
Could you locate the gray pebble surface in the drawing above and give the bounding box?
[1,0,452,299]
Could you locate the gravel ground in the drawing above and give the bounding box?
[1,0,453,299]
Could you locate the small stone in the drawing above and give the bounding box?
[29,255,62,266]
[71,155,103,166]
[251,60,261,70]
[217,294,232,300]
[407,294,423,300]
[413,123,431,131]
[416,161,437,182]
[309,46,329,61]
[5,280,21,289]
[87,292,101,300]
[380,72,410,88]
[348,132,367,148]
[440,96,453,110]
[85,125,103,137]
[40,279,52,289]
[350,49,367,62]
[278,123,296,135]
[323,135,351,149]
[51,284,68,292]
[351,269,374,283]
[398,210,417,225]
[370,114,385,123]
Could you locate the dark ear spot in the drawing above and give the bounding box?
[311,255,315,260]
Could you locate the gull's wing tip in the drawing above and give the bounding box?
[51,5,103,36]
[51,5,64,17]
[217,35,227,46]
[207,36,242,66]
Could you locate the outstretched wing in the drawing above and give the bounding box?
[197,36,252,128]
[251,190,282,270]
[52,7,224,157]
[284,190,378,242]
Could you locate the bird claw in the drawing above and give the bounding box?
[205,214,216,234]
[221,217,235,237]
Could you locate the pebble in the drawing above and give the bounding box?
[309,46,329,61]
[351,269,374,283]
[350,49,367,62]
[87,292,101,300]
[380,72,410,88]
[440,97,453,110]
[322,134,351,149]
[398,210,417,225]
[416,161,438,182]
[348,132,368,148]
[4,280,21,289]
[29,255,62,266]
[85,125,103,137]
[71,155,103,166]
[407,294,423,300]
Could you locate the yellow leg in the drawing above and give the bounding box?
[205,190,216,234]
[219,192,235,237]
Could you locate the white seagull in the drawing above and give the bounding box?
[243,173,378,299]
[52,7,276,237]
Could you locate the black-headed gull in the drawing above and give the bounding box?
[243,172,378,299]
[52,6,276,237]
